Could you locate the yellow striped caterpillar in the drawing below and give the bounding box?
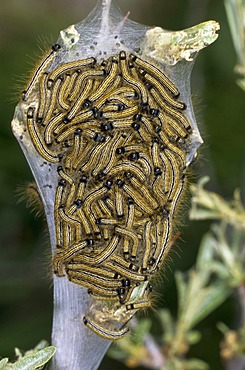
[24,49,191,339]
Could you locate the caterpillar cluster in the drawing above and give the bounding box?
[24,44,192,340]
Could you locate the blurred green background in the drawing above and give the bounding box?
[0,0,244,369]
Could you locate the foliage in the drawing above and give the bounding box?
[225,0,245,90]
[0,341,56,370]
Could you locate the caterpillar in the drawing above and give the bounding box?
[24,49,192,339]
[22,43,61,101]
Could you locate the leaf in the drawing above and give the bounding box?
[0,358,9,369]
[175,271,188,317]
[217,321,230,335]
[158,309,175,342]
[175,267,231,331]
[185,358,209,370]
[12,347,56,370]
[190,284,231,328]
[163,357,209,370]
[186,330,202,345]
[190,209,222,220]
[196,232,216,272]
[33,341,49,352]
[209,261,231,280]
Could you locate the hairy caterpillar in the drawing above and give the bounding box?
[24,49,191,339]
[22,43,61,102]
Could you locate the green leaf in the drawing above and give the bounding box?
[185,358,209,370]
[0,358,9,369]
[158,309,175,342]
[196,233,215,271]
[209,261,231,280]
[190,209,222,220]
[217,321,230,335]
[163,357,209,370]
[33,341,49,351]
[175,271,188,317]
[186,330,202,345]
[190,284,231,327]
[12,346,56,370]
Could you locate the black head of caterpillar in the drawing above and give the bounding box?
[24,49,192,339]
